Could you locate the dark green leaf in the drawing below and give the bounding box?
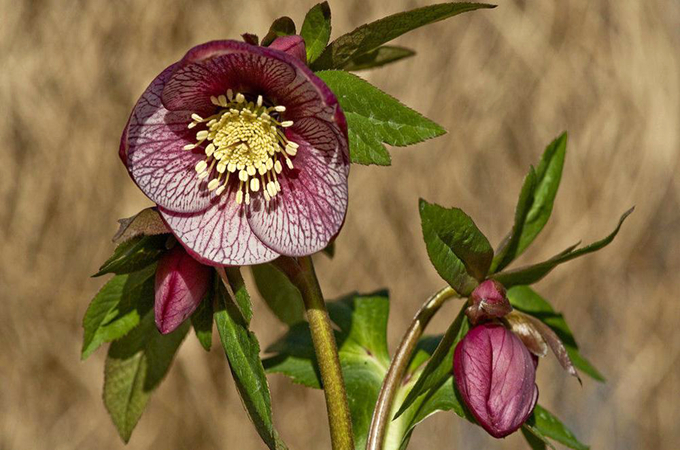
[223,267,253,325]
[82,265,156,359]
[342,46,415,71]
[261,17,296,46]
[112,207,168,244]
[300,2,332,63]
[526,405,589,450]
[395,305,468,419]
[214,277,287,450]
[419,199,493,295]
[311,2,495,70]
[492,133,567,273]
[322,241,336,258]
[522,425,552,450]
[507,286,605,381]
[252,264,305,326]
[264,292,390,450]
[242,33,259,45]
[190,277,215,351]
[493,208,634,288]
[94,235,167,277]
[316,70,446,165]
[103,313,189,443]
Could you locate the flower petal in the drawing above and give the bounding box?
[154,246,211,334]
[159,196,280,266]
[161,41,298,114]
[246,120,349,256]
[126,64,212,213]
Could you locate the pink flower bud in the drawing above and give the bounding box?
[155,245,211,334]
[454,323,538,438]
[466,279,513,325]
[268,35,307,64]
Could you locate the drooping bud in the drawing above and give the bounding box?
[466,279,513,325]
[154,245,212,334]
[268,35,307,63]
[454,323,538,438]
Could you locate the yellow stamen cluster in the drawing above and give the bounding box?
[184,90,299,205]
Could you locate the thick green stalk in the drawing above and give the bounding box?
[366,286,458,450]
[275,256,354,450]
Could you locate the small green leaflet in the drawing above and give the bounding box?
[342,46,415,71]
[93,234,167,277]
[507,286,605,381]
[103,312,189,443]
[300,2,332,64]
[491,133,567,273]
[81,264,156,359]
[419,199,493,296]
[492,207,633,287]
[394,305,468,419]
[522,426,552,450]
[524,405,590,450]
[311,2,495,70]
[252,264,305,326]
[261,16,296,46]
[316,70,445,166]
[214,273,288,450]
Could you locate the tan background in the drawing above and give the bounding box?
[1,0,679,449]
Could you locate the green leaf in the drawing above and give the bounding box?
[493,207,634,288]
[525,405,589,450]
[103,312,189,443]
[311,2,496,70]
[224,267,253,325]
[81,265,156,359]
[264,292,390,450]
[261,16,296,46]
[94,235,167,277]
[522,426,552,450]
[316,70,446,166]
[419,199,494,295]
[491,133,567,273]
[322,241,336,258]
[394,305,468,419]
[190,278,215,351]
[342,46,415,71]
[214,277,288,450]
[507,286,605,381]
[252,264,305,326]
[300,2,332,63]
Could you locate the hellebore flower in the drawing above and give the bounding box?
[454,323,538,438]
[120,39,349,266]
[155,245,212,334]
[466,279,513,325]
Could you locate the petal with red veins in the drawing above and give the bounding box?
[126,64,212,213]
[159,196,280,266]
[247,121,349,256]
[154,246,211,334]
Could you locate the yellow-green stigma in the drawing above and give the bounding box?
[184,90,299,205]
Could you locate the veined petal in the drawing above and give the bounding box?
[126,64,212,213]
[159,196,280,266]
[154,246,211,334]
[247,122,349,256]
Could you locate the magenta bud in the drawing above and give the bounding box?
[154,245,211,334]
[466,279,513,325]
[454,323,538,438]
[268,35,307,63]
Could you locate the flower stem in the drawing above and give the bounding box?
[366,286,459,450]
[275,256,354,450]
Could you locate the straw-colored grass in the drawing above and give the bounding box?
[1,1,678,449]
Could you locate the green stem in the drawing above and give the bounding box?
[365,286,459,450]
[274,256,354,450]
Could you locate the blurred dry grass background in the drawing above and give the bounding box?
[1,0,679,449]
